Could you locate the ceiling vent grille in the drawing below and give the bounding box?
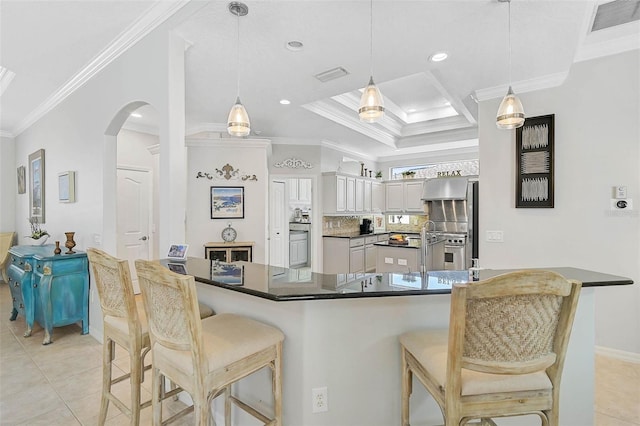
[314,67,349,83]
[591,0,640,32]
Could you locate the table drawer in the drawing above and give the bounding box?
[349,237,365,248]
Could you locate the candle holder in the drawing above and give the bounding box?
[64,232,76,254]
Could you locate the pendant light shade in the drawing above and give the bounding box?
[227,2,250,137]
[359,76,385,123]
[496,0,524,129]
[496,86,525,129]
[359,0,384,123]
[227,96,250,136]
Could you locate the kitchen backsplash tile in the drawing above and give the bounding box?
[386,215,430,233]
[323,216,360,235]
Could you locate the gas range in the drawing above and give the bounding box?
[439,233,467,246]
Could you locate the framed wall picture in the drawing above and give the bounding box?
[17,166,26,194]
[58,171,76,202]
[211,186,245,219]
[515,114,555,208]
[28,149,46,222]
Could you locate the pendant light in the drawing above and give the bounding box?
[227,2,250,137]
[359,0,384,123]
[496,0,525,129]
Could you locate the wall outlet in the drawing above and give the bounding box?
[398,258,408,266]
[486,230,504,242]
[312,387,328,413]
[385,257,394,264]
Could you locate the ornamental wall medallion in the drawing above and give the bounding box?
[274,157,313,169]
[196,163,258,181]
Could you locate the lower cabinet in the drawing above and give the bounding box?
[375,245,420,273]
[7,245,89,345]
[204,242,254,262]
[289,232,309,267]
[323,236,379,274]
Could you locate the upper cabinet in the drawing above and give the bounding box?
[322,173,384,215]
[288,178,312,203]
[385,179,425,213]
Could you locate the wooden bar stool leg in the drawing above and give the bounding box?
[273,343,283,426]
[224,385,232,426]
[129,346,142,425]
[99,337,113,425]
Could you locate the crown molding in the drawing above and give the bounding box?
[574,33,640,63]
[185,138,272,151]
[474,71,569,102]
[186,122,228,137]
[121,122,160,136]
[320,140,378,162]
[13,0,191,137]
[0,130,14,139]
[303,99,398,148]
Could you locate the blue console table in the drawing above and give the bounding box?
[7,245,89,345]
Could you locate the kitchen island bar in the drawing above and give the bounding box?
[165,258,632,426]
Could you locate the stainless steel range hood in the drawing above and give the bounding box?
[421,177,469,200]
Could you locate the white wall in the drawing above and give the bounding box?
[186,139,270,263]
[0,136,16,233]
[479,50,640,354]
[11,20,192,338]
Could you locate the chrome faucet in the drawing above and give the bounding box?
[426,220,436,233]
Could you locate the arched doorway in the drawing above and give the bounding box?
[104,102,160,291]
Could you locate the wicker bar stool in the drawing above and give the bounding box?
[87,248,213,425]
[400,270,581,426]
[135,259,284,426]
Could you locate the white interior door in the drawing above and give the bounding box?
[117,167,151,293]
[269,180,287,267]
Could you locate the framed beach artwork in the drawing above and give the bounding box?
[515,114,554,208]
[29,149,46,222]
[210,186,245,219]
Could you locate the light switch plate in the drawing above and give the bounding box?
[486,230,504,242]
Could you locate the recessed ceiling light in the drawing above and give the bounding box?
[407,108,417,113]
[286,40,304,52]
[280,99,291,105]
[429,52,448,62]
[130,112,142,118]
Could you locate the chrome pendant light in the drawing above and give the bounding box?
[359,0,384,123]
[496,0,525,129]
[227,2,250,137]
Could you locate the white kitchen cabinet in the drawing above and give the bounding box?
[355,178,365,212]
[404,180,425,211]
[323,174,347,213]
[371,181,384,212]
[385,182,404,211]
[323,236,370,274]
[322,173,381,215]
[375,245,420,273]
[290,232,308,267]
[364,236,377,272]
[346,177,356,212]
[288,178,312,203]
[384,179,425,213]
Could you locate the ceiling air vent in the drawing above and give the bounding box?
[591,0,640,32]
[314,67,349,83]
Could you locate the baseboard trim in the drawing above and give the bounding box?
[595,346,640,363]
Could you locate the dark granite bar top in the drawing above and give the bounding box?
[161,259,634,302]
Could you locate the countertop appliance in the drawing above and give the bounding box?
[360,218,373,234]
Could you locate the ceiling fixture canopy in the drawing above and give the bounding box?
[227,2,250,137]
[359,0,384,123]
[496,0,525,129]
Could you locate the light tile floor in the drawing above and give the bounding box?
[0,281,638,425]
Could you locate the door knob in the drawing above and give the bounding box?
[139,236,148,241]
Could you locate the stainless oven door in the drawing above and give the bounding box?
[444,245,465,270]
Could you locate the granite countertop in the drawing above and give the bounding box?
[374,236,445,249]
[323,231,389,238]
[163,259,634,302]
